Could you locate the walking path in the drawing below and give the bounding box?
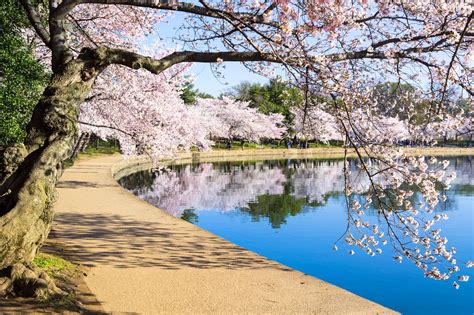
[51,152,399,314]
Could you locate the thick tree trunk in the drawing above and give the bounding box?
[0,50,103,297]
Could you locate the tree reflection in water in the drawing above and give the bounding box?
[119,157,472,218]
[120,159,350,218]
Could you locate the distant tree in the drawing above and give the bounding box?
[195,97,286,143]
[372,83,472,143]
[180,81,213,105]
[228,81,265,107]
[372,82,430,126]
[0,1,48,146]
[291,106,341,143]
[228,78,303,125]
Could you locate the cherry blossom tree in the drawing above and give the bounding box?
[0,0,472,296]
[80,75,286,160]
[79,64,215,160]
[342,108,411,145]
[419,113,474,144]
[195,97,286,143]
[291,101,410,144]
[291,105,341,143]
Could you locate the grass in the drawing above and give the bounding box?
[64,140,120,168]
[212,140,341,150]
[81,145,120,156]
[45,291,77,310]
[33,253,76,279]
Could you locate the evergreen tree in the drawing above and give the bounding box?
[228,78,303,125]
[180,81,213,104]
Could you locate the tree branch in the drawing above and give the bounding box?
[439,11,474,111]
[460,83,474,97]
[49,0,75,73]
[91,46,441,78]
[20,0,51,46]
[96,47,282,74]
[52,0,279,28]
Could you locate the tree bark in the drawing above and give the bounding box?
[0,50,104,296]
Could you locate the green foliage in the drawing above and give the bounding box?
[180,81,214,104]
[0,1,29,26]
[227,78,303,125]
[243,194,309,228]
[83,137,120,155]
[0,1,49,146]
[33,253,75,278]
[456,98,471,117]
[372,82,431,125]
[181,208,199,223]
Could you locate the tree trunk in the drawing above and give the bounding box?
[0,50,103,297]
[70,132,91,162]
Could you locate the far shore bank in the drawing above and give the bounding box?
[112,146,474,180]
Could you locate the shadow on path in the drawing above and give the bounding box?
[56,181,114,189]
[53,212,292,272]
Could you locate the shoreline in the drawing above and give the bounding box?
[112,146,474,180]
[45,152,402,314]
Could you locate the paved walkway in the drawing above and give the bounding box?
[51,154,396,314]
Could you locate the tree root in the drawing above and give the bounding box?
[0,262,64,299]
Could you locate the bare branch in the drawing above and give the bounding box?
[95,47,283,74]
[92,45,447,80]
[20,0,50,46]
[439,11,474,112]
[52,0,279,28]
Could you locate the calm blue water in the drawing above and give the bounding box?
[119,157,474,314]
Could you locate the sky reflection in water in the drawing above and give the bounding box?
[119,156,474,314]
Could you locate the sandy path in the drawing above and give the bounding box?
[51,153,397,314]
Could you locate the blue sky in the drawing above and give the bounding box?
[187,62,269,96]
[156,12,271,96]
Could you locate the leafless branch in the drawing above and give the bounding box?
[20,0,50,46]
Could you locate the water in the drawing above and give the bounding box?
[119,156,474,314]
